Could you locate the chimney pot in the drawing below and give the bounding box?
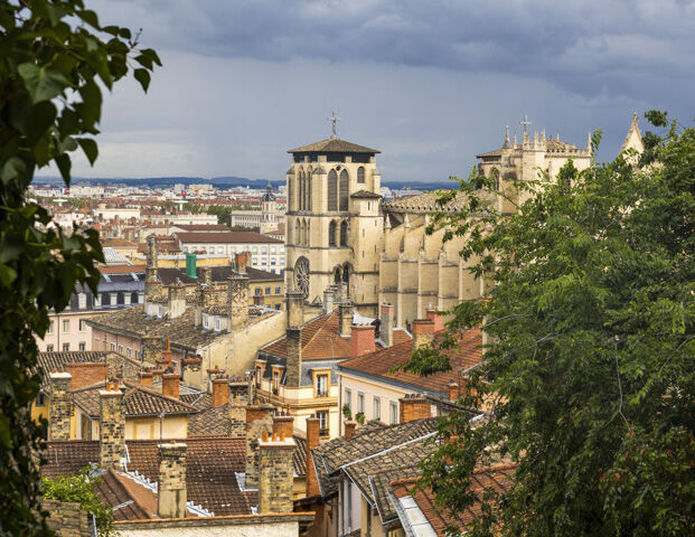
[412,319,435,350]
[344,420,357,440]
[380,302,394,348]
[212,377,229,407]
[426,308,445,332]
[398,394,431,423]
[162,373,180,399]
[351,324,376,358]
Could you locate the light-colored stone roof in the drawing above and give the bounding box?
[288,137,380,154]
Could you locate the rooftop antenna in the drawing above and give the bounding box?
[327,111,342,139]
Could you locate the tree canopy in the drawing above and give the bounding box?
[404,113,695,536]
[0,1,159,534]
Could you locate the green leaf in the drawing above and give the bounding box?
[77,138,98,165]
[9,98,57,143]
[17,63,69,103]
[133,68,151,92]
[76,9,99,29]
[54,153,72,185]
[0,264,17,287]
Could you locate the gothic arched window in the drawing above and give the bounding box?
[295,219,301,245]
[340,220,348,246]
[299,172,305,211]
[307,171,312,210]
[328,220,336,247]
[294,256,310,298]
[339,169,349,211]
[304,219,310,245]
[327,169,338,211]
[357,166,365,184]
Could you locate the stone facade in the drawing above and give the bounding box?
[228,380,250,437]
[42,500,90,537]
[258,433,296,514]
[49,372,73,441]
[158,443,188,519]
[99,381,125,469]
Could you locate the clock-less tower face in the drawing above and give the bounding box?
[284,136,383,316]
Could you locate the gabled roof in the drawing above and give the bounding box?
[311,417,438,498]
[339,329,482,398]
[288,137,380,154]
[389,463,516,536]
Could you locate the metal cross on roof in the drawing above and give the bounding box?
[327,111,341,139]
[520,114,532,135]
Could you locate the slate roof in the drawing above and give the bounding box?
[72,381,199,418]
[339,329,482,398]
[311,417,438,498]
[389,464,516,536]
[87,305,223,351]
[288,138,380,154]
[174,231,283,244]
[43,437,256,517]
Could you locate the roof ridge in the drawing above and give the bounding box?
[341,431,436,470]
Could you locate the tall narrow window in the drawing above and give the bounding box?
[298,172,304,210]
[339,169,349,211]
[328,221,336,247]
[327,169,338,211]
[295,219,301,245]
[307,171,312,210]
[340,220,348,246]
[357,166,365,184]
[316,374,328,397]
[317,410,329,436]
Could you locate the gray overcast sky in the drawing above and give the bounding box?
[53,0,695,183]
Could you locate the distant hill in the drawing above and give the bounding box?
[32,175,456,191]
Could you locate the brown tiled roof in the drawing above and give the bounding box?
[288,138,380,154]
[311,417,437,498]
[188,404,231,436]
[390,463,516,536]
[292,435,307,478]
[261,311,411,361]
[99,264,146,275]
[95,469,153,521]
[339,329,482,398]
[88,305,223,351]
[43,437,256,517]
[103,238,138,247]
[174,231,283,244]
[173,224,231,232]
[72,381,199,418]
[157,266,283,287]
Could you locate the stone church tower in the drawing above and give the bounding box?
[284,135,383,316]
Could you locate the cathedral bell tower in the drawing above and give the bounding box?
[285,120,383,316]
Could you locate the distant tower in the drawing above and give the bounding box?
[259,185,277,233]
[285,122,382,315]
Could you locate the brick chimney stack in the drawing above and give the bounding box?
[272,414,294,439]
[245,404,274,489]
[212,377,229,408]
[227,272,249,330]
[426,308,445,332]
[412,319,435,350]
[399,394,431,423]
[48,372,73,441]
[63,362,108,390]
[351,324,376,358]
[228,380,250,437]
[139,370,153,387]
[305,416,321,497]
[344,420,357,440]
[258,432,296,514]
[338,303,352,337]
[157,443,188,519]
[380,302,394,348]
[448,379,459,402]
[234,252,248,274]
[99,381,125,469]
[162,373,180,399]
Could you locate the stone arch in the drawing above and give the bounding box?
[357,166,365,184]
[333,266,342,284]
[339,169,349,211]
[328,169,338,211]
[340,220,348,246]
[328,220,337,247]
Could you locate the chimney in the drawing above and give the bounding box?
[245,404,274,489]
[228,379,250,437]
[139,371,153,387]
[48,372,73,441]
[141,334,163,365]
[285,328,302,388]
[235,252,248,274]
[167,279,186,319]
[351,324,376,358]
[99,381,125,469]
[63,362,108,390]
[399,394,431,423]
[380,302,394,348]
[305,416,321,497]
[448,379,459,402]
[272,414,294,439]
[323,286,336,313]
[227,273,249,330]
[286,290,304,330]
[162,373,180,399]
[338,303,352,337]
[157,443,187,519]
[258,431,296,514]
[344,420,357,440]
[157,339,174,370]
[145,234,158,281]
[212,377,229,408]
[425,308,445,332]
[412,319,435,350]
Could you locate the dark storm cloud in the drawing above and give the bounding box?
[94,0,695,100]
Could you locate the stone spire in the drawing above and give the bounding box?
[502,125,511,149]
[619,112,644,156]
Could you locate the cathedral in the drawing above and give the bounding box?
[285,115,643,330]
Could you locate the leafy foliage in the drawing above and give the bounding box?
[0,1,159,534]
[43,467,115,537]
[403,112,695,536]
